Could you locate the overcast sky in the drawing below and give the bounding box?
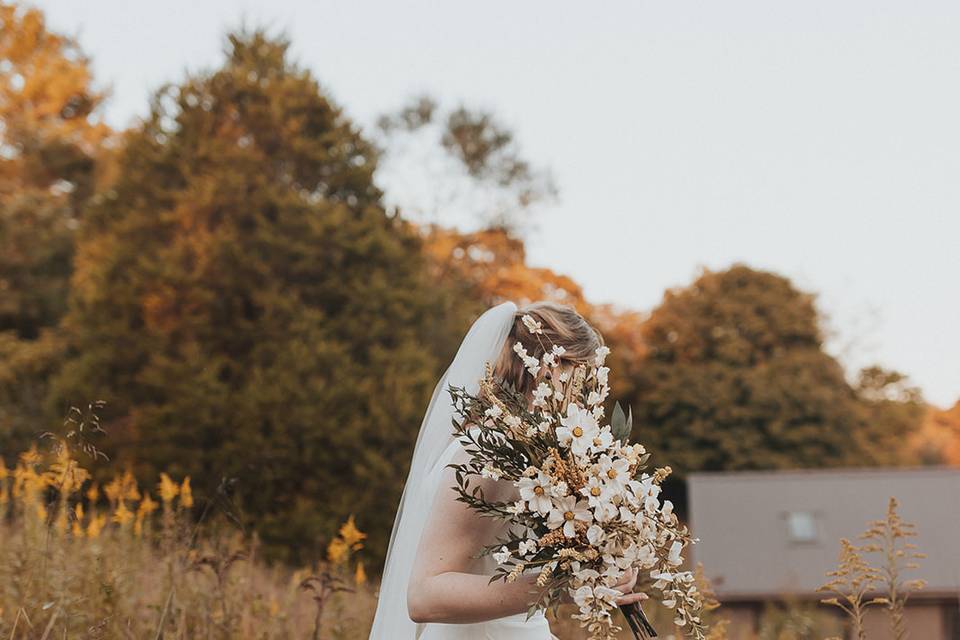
[32,0,960,407]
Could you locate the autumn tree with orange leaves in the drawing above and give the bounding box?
[0,2,111,452]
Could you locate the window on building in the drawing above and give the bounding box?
[786,511,819,543]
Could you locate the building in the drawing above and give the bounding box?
[687,467,960,639]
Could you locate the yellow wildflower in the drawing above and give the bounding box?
[138,492,159,516]
[327,537,349,565]
[103,476,122,504]
[355,561,367,585]
[158,473,179,504]
[121,470,140,501]
[85,482,100,503]
[112,500,134,527]
[339,515,367,551]
[179,477,193,509]
[87,514,107,538]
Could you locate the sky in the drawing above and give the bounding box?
[32,0,960,407]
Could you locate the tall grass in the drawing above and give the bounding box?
[0,415,375,639]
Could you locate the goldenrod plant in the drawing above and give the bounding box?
[819,497,926,640]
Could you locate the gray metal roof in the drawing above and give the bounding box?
[686,466,960,600]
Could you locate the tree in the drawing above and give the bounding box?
[51,29,460,564]
[622,264,916,475]
[375,96,557,234]
[853,365,926,466]
[0,2,110,452]
[909,400,960,465]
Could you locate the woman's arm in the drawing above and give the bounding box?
[405,447,645,625]
[406,446,539,624]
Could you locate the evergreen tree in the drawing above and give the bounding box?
[52,30,458,563]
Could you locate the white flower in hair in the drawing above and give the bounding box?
[521,314,544,334]
[512,341,541,376]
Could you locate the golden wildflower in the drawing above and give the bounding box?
[355,561,367,585]
[103,476,122,504]
[327,537,349,565]
[339,515,367,551]
[158,472,179,504]
[120,469,140,501]
[179,476,193,508]
[87,514,107,538]
[112,500,134,527]
[138,492,159,516]
[85,482,100,503]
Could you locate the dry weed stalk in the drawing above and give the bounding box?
[860,497,927,640]
[819,497,926,640]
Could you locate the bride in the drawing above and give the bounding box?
[369,301,646,639]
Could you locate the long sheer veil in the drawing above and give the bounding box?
[369,301,518,639]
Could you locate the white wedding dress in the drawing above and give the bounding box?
[369,302,556,640]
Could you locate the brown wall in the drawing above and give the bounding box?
[717,601,953,640]
[862,603,947,640]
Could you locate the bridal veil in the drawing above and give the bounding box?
[369,301,518,639]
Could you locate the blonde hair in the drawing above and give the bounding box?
[492,301,604,398]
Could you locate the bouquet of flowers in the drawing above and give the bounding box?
[447,314,707,640]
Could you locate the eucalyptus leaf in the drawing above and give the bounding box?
[611,401,629,442]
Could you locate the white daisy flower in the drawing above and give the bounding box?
[547,495,592,538]
[556,404,600,457]
[588,426,614,455]
[597,454,631,493]
[518,472,554,515]
[579,475,612,510]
